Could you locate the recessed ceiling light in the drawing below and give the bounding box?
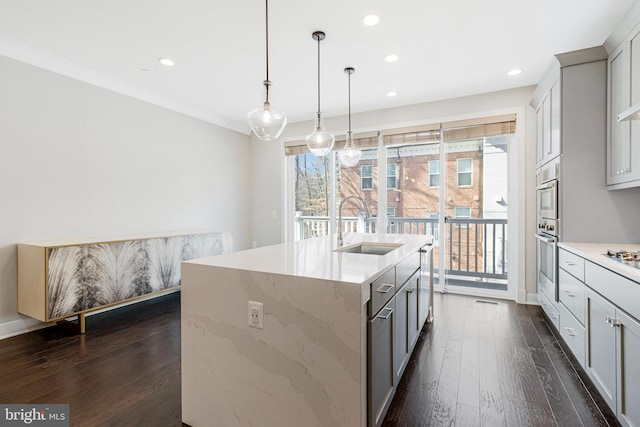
[385,54,399,63]
[387,91,397,97]
[158,57,175,67]
[507,68,521,76]
[363,14,380,26]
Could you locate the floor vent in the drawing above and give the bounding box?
[475,299,499,305]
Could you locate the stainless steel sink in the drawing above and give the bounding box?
[334,242,403,255]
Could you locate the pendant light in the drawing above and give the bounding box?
[305,31,335,156]
[247,0,287,141]
[338,67,361,167]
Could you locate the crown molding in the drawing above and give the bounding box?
[0,37,250,135]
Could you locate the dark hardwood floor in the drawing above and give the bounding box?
[384,293,619,427]
[0,292,619,426]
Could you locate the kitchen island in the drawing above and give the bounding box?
[181,233,433,427]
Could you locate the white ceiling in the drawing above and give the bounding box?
[0,0,635,134]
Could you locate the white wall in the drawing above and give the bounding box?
[0,55,252,336]
[251,86,539,298]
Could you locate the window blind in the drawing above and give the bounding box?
[382,114,516,146]
[284,131,380,156]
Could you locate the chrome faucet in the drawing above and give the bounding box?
[338,196,371,246]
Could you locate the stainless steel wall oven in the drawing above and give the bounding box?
[536,159,559,302]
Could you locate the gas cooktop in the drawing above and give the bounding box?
[605,249,640,269]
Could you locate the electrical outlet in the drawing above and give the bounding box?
[248,301,263,329]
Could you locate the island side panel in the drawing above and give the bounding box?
[181,262,365,427]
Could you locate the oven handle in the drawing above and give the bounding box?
[535,234,557,244]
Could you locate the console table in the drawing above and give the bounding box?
[18,231,232,332]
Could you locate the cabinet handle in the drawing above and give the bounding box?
[563,327,577,337]
[407,287,415,294]
[606,316,614,326]
[563,261,576,266]
[562,291,576,298]
[376,284,394,294]
[377,307,393,320]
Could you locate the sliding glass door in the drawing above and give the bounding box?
[286,116,514,298]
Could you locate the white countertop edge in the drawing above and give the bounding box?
[558,242,640,284]
[184,233,433,286]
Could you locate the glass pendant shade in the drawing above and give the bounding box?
[247,0,287,141]
[338,67,360,166]
[338,132,361,166]
[305,112,335,156]
[247,100,287,141]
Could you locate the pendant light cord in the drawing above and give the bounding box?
[348,71,351,132]
[316,36,321,114]
[264,0,270,103]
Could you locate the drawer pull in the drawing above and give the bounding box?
[563,261,576,266]
[606,317,621,328]
[376,284,394,294]
[563,291,576,298]
[377,307,393,320]
[563,327,577,337]
[407,287,415,294]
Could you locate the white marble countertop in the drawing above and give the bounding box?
[185,233,433,285]
[558,242,640,284]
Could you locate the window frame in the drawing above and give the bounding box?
[457,158,473,187]
[386,164,398,189]
[428,160,440,187]
[454,207,472,218]
[361,165,373,190]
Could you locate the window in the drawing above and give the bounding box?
[457,158,473,186]
[454,207,471,218]
[387,207,396,217]
[428,160,440,187]
[361,165,373,190]
[387,164,397,189]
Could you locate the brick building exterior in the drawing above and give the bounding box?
[338,140,486,273]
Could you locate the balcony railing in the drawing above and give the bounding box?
[294,215,507,283]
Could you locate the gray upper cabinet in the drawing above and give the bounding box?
[607,25,640,189]
[534,79,561,168]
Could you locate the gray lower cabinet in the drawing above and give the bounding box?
[616,309,640,427]
[394,271,420,385]
[586,287,640,427]
[368,296,396,427]
[394,282,408,385]
[406,272,420,351]
[585,287,617,410]
[368,248,431,427]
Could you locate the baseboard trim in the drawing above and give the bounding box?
[0,317,50,340]
[524,292,540,305]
